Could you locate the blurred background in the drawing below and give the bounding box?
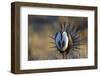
[28,15,88,60]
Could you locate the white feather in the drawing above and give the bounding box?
[55,32,61,50]
[62,32,69,51]
[55,31,69,52]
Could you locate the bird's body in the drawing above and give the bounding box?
[55,31,69,53]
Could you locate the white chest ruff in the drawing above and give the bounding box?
[55,32,69,52]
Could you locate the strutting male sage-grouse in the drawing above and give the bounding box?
[51,22,80,59]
